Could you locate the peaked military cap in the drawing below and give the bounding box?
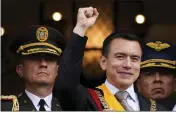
[9,25,66,56]
[141,40,176,69]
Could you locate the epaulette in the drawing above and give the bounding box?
[0,95,19,111]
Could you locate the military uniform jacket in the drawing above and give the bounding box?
[156,92,176,111]
[17,92,62,111]
[1,92,62,111]
[54,33,168,111]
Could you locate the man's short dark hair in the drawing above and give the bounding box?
[102,31,144,57]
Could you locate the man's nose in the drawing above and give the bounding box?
[40,58,48,67]
[155,73,161,81]
[153,72,163,84]
[122,57,132,70]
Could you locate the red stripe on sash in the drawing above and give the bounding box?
[88,88,103,111]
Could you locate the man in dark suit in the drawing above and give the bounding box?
[54,7,167,111]
[136,40,176,111]
[1,25,64,111]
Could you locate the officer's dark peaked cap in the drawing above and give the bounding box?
[141,40,176,70]
[9,25,66,57]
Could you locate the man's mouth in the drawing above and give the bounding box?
[152,88,165,94]
[37,72,48,76]
[119,72,133,77]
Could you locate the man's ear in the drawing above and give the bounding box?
[16,64,24,78]
[174,78,176,92]
[100,55,107,71]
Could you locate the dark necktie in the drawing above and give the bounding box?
[39,99,46,111]
[114,91,134,111]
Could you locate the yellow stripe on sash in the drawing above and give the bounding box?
[97,83,125,111]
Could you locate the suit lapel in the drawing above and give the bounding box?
[18,92,62,111]
[51,97,62,111]
[18,92,37,111]
[137,93,151,111]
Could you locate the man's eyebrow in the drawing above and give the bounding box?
[114,52,127,56]
[114,52,140,57]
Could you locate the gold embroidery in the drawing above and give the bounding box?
[27,48,57,54]
[46,48,57,53]
[141,63,156,68]
[27,48,40,52]
[17,42,62,54]
[160,63,176,69]
[150,99,156,111]
[94,90,113,111]
[36,27,48,42]
[141,59,175,65]
[22,51,60,56]
[146,41,170,51]
[141,63,175,69]
[0,95,19,111]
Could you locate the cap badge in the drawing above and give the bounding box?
[36,27,48,42]
[146,41,170,51]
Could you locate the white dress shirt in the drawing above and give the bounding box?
[105,79,140,111]
[25,89,52,111]
[173,105,176,111]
